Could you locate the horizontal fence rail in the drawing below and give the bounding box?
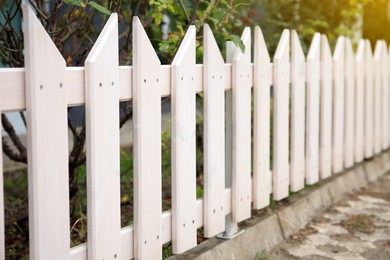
[0,4,390,260]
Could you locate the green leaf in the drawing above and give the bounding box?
[88,1,111,15]
[230,34,245,53]
[64,0,85,7]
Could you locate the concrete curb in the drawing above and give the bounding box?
[168,150,390,260]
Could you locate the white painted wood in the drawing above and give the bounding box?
[171,26,197,253]
[132,17,162,259]
[364,40,374,158]
[85,14,121,260]
[306,33,321,184]
[203,24,226,237]
[381,41,389,150]
[231,27,252,222]
[373,41,383,154]
[355,40,365,163]
[290,30,306,191]
[273,29,290,200]
[253,26,272,208]
[332,36,345,174]
[22,4,70,259]
[0,63,242,112]
[344,38,355,168]
[320,35,333,179]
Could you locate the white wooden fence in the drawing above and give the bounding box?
[0,4,389,259]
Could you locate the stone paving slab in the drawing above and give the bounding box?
[268,173,390,260]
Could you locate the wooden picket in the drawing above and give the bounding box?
[273,29,290,200]
[290,30,306,191]
[374,41,383,154]
[85,14,121,259]
[320,35,333,179]
[332,36,345,174]
[22,5,70,259]
[203,24,226,237]
[231,28,252,222]
[2,6,390,259]
[132,17,162,259]
[253,26,272,208]
[355,40,365,163]
[344,38,355,168]
[382,41,389,150]
[365,40,374,158]
[171,26,197,253]
[306,33,321,184]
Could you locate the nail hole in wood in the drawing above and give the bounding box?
[40,85,43,89]
[99,83,102,87]
[144,79,146,83]
[111,82,114,86]
[181,77,184,81]
[59,83,63,88]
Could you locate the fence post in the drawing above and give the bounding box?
[132,17,162,259]
[203,24,226,238]
[355,39,365,163]
[344,38,355,168]
[364,40,374,158]
[320,35,333,179]
[290,30,306,191]
[22,4,70,259]
[253,26,272,208]
[332,36,345,174]
[273,30,290,200]
[171,26,197,254]
[85,14,121,260]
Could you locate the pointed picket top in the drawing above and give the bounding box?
[356,39,365,62]
[321,35,332,61]
[22,4,65,69]
[307,33,321,60]
[132,16,161,69]
[86,13,118,63]
[291,29,305,72]
[204,24,225,65]
[172,25,196,66]
[232,27,251,63]
[333,36,345,61]
[374,40,383,60]
[274,29,290,61]
[345,38,354,60]
[255,26,270,62]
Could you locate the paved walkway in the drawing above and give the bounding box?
[267,173,390,260]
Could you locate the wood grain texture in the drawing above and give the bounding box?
[253,26,272,208]
[132,17,162,259]
[290,30,306,191]
[171,26,197,253]
[203,24,226,237]
[231,28,252,222]
[364,40,374,158]
[332,37,345,174]
[354,40,365,163]
[320,35,333,179]
[22,4,70,259]
[273,29,290,200]
[85,14,121,260]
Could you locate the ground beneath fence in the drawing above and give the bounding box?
[265,173,390,260]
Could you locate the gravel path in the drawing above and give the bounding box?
[264,173,390,260]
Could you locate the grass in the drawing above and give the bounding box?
[339,214,376,234]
